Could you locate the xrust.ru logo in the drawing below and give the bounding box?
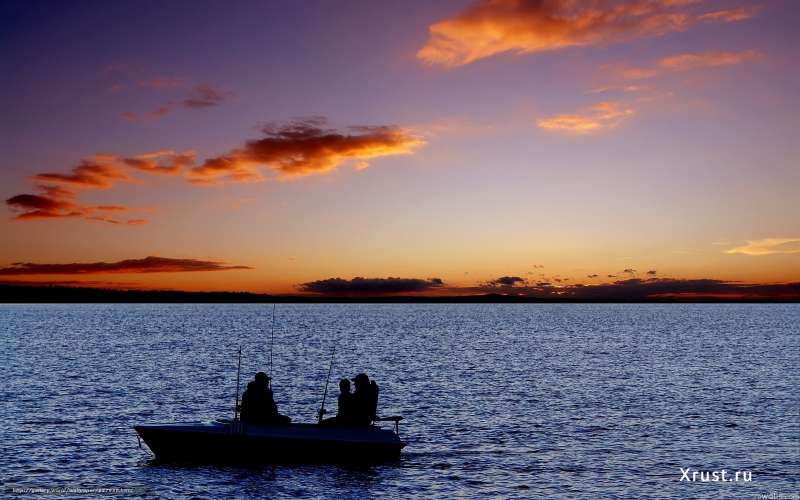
[680,468,753,483]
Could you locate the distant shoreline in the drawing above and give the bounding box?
[1,284,797,303]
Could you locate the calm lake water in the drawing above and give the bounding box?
[2,304,798,498]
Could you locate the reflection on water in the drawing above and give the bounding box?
[2,304,798,497]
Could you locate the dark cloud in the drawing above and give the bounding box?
[298,277,444,295]
[6,187,140,223]
[189,118,424,184]
[0,256,252,275]
[0,279,141,288]
[6,194,81,219]
[488,276,526,287]
[587,274,599,278]
[646,270,657,275]
[565,278,800,300]
[448,277,800,300]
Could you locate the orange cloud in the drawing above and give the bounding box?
[120,150,195,175]
[37,184,78,199]
[6,154,165,223]
[612,49,762,80]
[33,161,132,189]
[537,101,635,134]
[698,6,760,23]
[189,118,424,184]
[417,0,758,67]
[85,214,150,225]
[725,238,800,256]
[7,117,422,223]
[87,215,122,224]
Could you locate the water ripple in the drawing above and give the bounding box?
[1,303,797,498]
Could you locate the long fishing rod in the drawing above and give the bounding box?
[268,303,276,385]
[233,345,242,421]
[317,346,336,424]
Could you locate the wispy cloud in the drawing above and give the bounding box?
[0,256,252,275]
[725,238,800,256]
[537,101,635,134]
[698,6,760,23]
[181,84,232,108]
[120,150,195,175]
[417,0,758,68]
[0,279,143,288]
[122,82,233,122]
[33,161,132,189]
[137,77,186,89]
[609,49,762,80]
[189,118,425,184]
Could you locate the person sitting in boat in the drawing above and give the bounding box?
[321,378,356,427]
[351,373,379,427]
[240,372,291,425]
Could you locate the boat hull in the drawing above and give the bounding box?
[134,421,405,463]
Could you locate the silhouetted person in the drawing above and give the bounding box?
[321,378,355,427]
[351,373,379,427]
[240,372,291,425]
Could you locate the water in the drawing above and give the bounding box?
[1,304,798,498]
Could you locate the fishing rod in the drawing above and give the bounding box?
[233,345,242,421]
[268,303,276,387]
[317,346,336,424]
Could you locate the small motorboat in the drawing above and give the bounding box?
[136,337,405,463]
[135,417,406,463]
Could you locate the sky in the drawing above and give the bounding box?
[1,0,798,298]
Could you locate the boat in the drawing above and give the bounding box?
[135,322,406,463]
[134,417,405,463]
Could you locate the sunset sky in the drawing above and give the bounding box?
[1,0,798,297]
